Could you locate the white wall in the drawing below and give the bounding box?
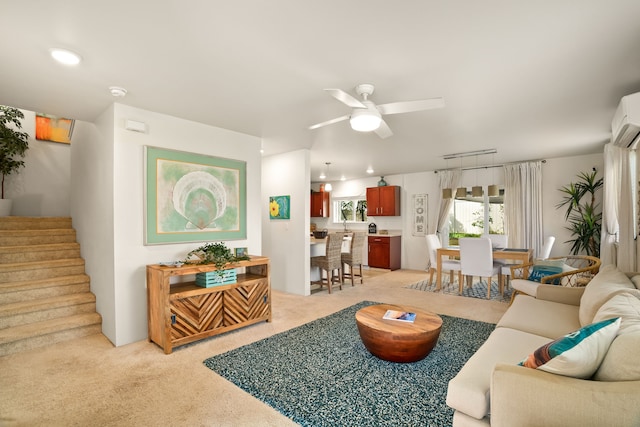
[70,107,116,340]
[72,103,262,346]
[5,110,70,216]
[261,150,311,295]
[541,153,604,258]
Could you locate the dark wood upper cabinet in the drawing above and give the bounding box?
[310,192,330,217]
[366,186,400,216]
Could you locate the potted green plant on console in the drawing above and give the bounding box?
[184,242,251,286]
[0,106,30,216]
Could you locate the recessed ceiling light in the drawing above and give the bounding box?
[109,86,127,97]
[49,48,82,66]
[366,167,374,174]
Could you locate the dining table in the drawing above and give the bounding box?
[435,247,533,291]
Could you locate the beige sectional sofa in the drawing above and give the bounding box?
[446,264,640,427]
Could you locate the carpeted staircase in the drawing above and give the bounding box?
[0,217,102,357]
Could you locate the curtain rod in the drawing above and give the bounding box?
[434,159,546,173]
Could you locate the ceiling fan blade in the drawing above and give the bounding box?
[325,88,366,108]
[308,115,350,130]
[374,119,393,139]
[377,97,445,115]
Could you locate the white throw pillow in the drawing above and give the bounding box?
[518,317,621,379]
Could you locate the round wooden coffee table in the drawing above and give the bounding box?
[355,304,442,363]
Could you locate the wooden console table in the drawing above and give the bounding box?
[146,256,271,354]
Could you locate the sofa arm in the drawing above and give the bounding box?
[491,364,640,427]
[535,284,585,305]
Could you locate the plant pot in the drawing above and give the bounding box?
[0,199,12,216]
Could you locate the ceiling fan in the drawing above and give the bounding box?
[308,83,445,139]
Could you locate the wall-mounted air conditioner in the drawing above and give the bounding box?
[612,92,640,149]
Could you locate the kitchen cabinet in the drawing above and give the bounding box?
[146,256,270,354]
[311,191,330,217]
[366,186,400,216]
[368,235,401,270]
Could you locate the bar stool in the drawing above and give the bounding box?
[311,234,343,293]
[342,232,366,286]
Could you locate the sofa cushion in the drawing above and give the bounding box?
[497,295,581,339]
[518,317,620,379]
[592,290,640,381]
[446,327,551,420]
[579,265,635,326]
[527,258,565,284]
[593,289,640,335]
[632,275,640,289]
[593,331,640,381]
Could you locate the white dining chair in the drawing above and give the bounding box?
[484,234,508,249]
[539,236,556,259]
[500,235,555,292]
[459,237,501,299]
[425,234,462,287]
[485,234,509,268]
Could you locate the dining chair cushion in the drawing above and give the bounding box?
[527,258,566,284]
[518,317,621,379]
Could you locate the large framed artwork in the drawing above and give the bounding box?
[144,146,246,245]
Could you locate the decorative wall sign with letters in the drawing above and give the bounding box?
[412,194,428,237]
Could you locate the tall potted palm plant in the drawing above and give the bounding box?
[556,170,603,257]
[0,106,29,216]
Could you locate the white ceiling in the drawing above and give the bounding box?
[2,1,640,182]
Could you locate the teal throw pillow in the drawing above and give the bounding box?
[527,258,566,284]
[518,317,621,379]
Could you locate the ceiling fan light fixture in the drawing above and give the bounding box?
[49,48,82,66]
[350,109,381,132]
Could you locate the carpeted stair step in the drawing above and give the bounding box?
[0,217,72,230]
[0,229,77,246]
[0,312,102,357]
[0,242,81,263]
[0,274,90,304]
[0,293,96,329]
[0,258,85,283]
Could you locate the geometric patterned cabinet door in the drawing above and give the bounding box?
[171,291,224,340]
[146,256,271,354]
[223,280,270,326]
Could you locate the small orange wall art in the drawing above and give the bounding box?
[35,113,75,144]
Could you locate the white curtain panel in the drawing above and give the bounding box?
[601,143,620,266]
[617,148,637,271]
[435,169,461,241]
[503,161,543,257]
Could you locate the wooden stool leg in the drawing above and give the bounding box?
[358,264,363,284]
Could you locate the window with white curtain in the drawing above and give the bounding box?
[448,188,505,244]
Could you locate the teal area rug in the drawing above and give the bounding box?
[203,301,495,426]
[406,276,512,302]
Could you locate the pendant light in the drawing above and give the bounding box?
[442,188,453,199]
[488,153,499,196]
[324,162,332,192]
[455,156,466,199]
[471,155,483,197]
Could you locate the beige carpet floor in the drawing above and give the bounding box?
[0,269,508,427]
